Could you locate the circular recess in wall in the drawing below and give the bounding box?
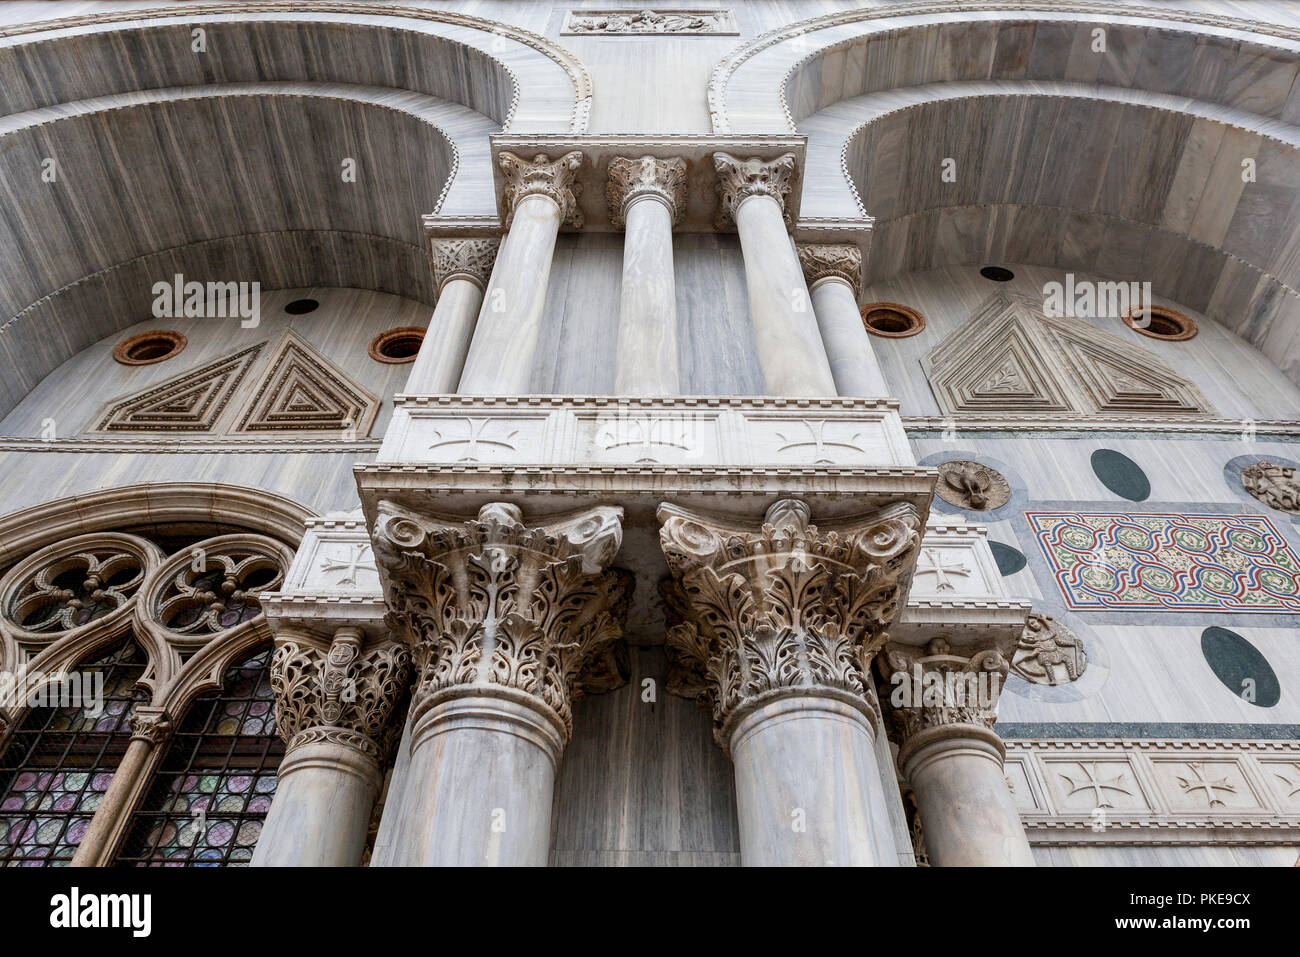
[1090,449,1151,501]
[368,327,425,363]
[113,330,187,366]
[989,541,1027,576]
[1124,304,1197,341]
[860,301,925,338]
[284,298,319,315]
[1200,626,1280,708]
[979,266,1015,282]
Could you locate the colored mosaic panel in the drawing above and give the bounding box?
[115,647,283,867]
[1027,512,1300,613]
[0,640,145,866]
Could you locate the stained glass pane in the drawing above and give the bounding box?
[115,646,283,867]
[0,639,145,866]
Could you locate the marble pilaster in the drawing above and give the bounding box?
[798,243,890,397]
[715,153,836,397]
[371,501,631,866]
[405,239,499,394]
[458,152,583,394]
[659,497,923,866]
[607,156,686,395]
[252,626,411,867]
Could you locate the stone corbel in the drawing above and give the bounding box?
[431,238,500,293]
[605,155,688,229]
[658,497,923,750]
[797,243,863,299]
[498,151,585,229]
[713,151,798,229]
[371,501,632,740]
[269,626,412,762]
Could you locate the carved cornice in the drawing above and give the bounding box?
[605,155,688,228]
[658,497,923,748]
[796,243,862,297]
[269,627,411,761]
[498,151,585,229]
[431,238,499,292]
[127,710,172,747]
[714,152,798,228]
[878,636,1012,758]
[371,501,630,740]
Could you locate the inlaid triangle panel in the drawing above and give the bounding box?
[94,343,265,432]
[231,330,379,434]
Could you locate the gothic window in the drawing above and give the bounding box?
[114,646,283,867]
[0,639,146,866]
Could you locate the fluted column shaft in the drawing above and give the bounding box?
[716,153,836,397]
[405,239,498,393]
[798,244,890,397]
[458,152,583,394]
[608,156,685,395]
[252,626,410,867]
[71,710,169,866]
[660,498,924,866]
[372,501,630,867]
[880,638,1036,867]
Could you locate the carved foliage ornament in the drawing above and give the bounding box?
[605,155,688,228]
[564,9,736,35]
[713,152,797,228]
[879,637,1010,741]
[1010,613,1087,686]
[934,460,1011,511]
[498,151,585,229]
[797,244,863,298]
[432,238,500,292]
[270,629,411,760]
[659,498,922,746]
[1242,461,1300,514]
[372,502,630,739]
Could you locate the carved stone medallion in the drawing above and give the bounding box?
[1010,613,1088,686]
[1241,461,1300,514]
[934,460,1011,510]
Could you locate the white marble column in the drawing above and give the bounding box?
[458,151,583,394]
[880,638,1036,867]
[371,501,630,867]
[404,238,498,394]
[798,244,890,397]
[715,153,836,397]
[607,156,686,395]
[252,627,410,867]
[659,498,924,867]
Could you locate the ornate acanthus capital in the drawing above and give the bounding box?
[432,238,499,292]
[713,151,797,228]
[877,635,1012,754]
[371,501,631,740]
[269,627,412,761]
[797,243,862,298]
[605,155,688,229]
[658,497,923,749]
[127,710,172,747]
[499,151,585,229]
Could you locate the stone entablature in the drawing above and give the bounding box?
[1007,738,1300,845]
[377,395,915,469]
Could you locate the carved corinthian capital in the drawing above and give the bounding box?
[371,501,631,740]
[876,635,1013,760]
[713,151,797,228]
[499,151,585,229]
[269,627,412,761]
[797,244,863,298]
[605,155,688,228]
[432,238,499,292]
[127,710,172,747]
[658,498,923,749]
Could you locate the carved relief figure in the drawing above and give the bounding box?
[1241,461,1300,514]
[934,460,1011,510]
[1011,613,1088,685]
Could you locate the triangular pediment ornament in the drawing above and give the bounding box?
[94,343,265,432]
[923,292,1214,418]
[231,330,379,435]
